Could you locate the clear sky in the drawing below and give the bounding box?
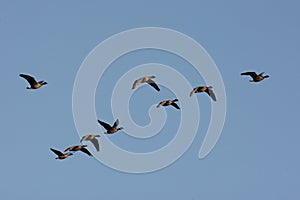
[1,0,299,199]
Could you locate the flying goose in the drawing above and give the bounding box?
[19,74,47,89]
[156,99,180,109]
[80,134,100,151]
[50,148,73,160]
[97,119,124,134]
[241,71,270,82]
[132,76,160,91]
[64,145,92,156]
[190,86,216,101]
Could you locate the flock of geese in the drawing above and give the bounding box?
[19,70,270,160]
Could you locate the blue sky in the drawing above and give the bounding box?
[1,0,299,199]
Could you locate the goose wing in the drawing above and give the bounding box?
[97,120,112,131]
[19,74,37,87]
[80,135,89,142]
[147,79,160,91]
[80,147,93,156]
[132,78,143,89]
[190,87,198,96]
[171,102,180,109]
[64,146,74,152]
[258,72,265,76]
[241,72,258,79]
[90,138,100,151]
[50,148,64,156]
[156,101,165,108]
[113,119,119,128]
[205,88,217,101]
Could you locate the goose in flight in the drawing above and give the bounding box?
[132,76,160,91]
[156,99,180,109]
[190,86,216,101]
[241,71,270,82]
[64,145,92,156]
[80,134,100,151]
[19,74,47,89]
[98,119,124,134]
[50,148,73,160]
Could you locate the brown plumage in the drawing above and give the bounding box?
[50,148,73,160]
[241,71,270,82]
[156,99,180,109]
[19,74,47,89]
[64,145,92,156]
[97,119,124,134]
[132,76,160,91]
[190,86,216,101]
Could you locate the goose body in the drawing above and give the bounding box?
[50,148,73,160]
[19,74,47,89]
[156,99,180,109]
[64,145,92,156]
[132,76,160,91]
[190,86,217,101]
[97,119,124,134]
[241,71,270,82]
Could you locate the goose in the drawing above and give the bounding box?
[241,71,270,82]
[190,86,216,101]
[80,134,100,151]
[64,145,92,156]
[156,99,180,109]
[132,76,160,91]
[19,74,47,89]
[97,119,124,134]
[50,148,73,160]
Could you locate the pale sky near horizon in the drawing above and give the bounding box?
[1,1,299,199]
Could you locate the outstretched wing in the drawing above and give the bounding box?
[64,146,73,152]
[80,135,89,142]
[258,72,265,76]
[19,74,37,87]
[241,72,258,79]
[97,120,112,131]
[189,88,198,96]
[205,88,217,101]
[132,78,143,89]
[156,101,165,108]
[80,147,93,156]
[90,138,100,151]
[113,119,119,128]
[50,148,63,156]
[147,79,160,91]
[171,102,180,109]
